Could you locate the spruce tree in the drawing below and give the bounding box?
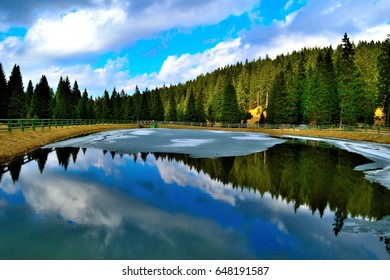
[34,75,52,118]
[71,81,81,118]
[150,89,164,121]
[7,64,26,118]
[0,63,8,118]
[78,89,89,119]
[102,89,111,120]
[166,88,177,121]
[184,88,197,121]
[336,33,359,125]
[267,70,287,124]
[221,81,241,123]
[378,34,390,126]
[26,80,34,117]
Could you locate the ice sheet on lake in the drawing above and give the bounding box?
[283,135,390,190]
[44,128,286,158]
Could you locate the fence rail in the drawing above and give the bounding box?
[0,119,389,135]
[0,119,137,133]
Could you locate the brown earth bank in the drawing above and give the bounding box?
[0,123,389,164]
[0,124,138,164]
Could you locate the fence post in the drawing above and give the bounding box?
[20,120,24,132]
[32,119,35,131]
[7,120,12,133]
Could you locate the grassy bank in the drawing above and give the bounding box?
[159,124,390,143]
[0,123,389,164]
[0,124,137,164]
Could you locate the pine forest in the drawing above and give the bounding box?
[1,33,390,126]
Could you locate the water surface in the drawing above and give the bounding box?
[0,129,389,259]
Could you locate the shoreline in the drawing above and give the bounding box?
[1,124,389,164]
[0,124,138,164]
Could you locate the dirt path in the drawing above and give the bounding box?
[1,124,389,164]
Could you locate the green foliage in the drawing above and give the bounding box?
[0,63,8,118]
[0,33,387,124]
[221,81,241,123]
[378,34,390,126]
[33,75,52,118]
[184,88,197,121]
[7,64,25,118]
[267,70,287,123]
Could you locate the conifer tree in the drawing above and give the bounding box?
[0,63,8,118]
[34,75,52,118]
[26,80,34,117]
[71,81,81,118]
[78,89,89,119]
[378,34,390,126]
[184,88,197,121]
[139,88,151,120]
[150,89,164,121]
[7,64,25,118]
[336,33,359,125]
[267,70,287,123]
[166,88,177,121]
[221,81,241,123]
[102,89,111,120]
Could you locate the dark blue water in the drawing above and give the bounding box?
[0,131,389,259]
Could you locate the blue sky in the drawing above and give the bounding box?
[1,0,389,97]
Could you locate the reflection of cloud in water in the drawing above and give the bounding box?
[0,175,20,194]
[21,175,247,250]
[153,156,240,205]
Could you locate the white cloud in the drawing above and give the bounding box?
[6,0,257,62]
[25,7,127,57]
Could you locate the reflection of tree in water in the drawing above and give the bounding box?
[29,149,51,173]
[333,209,347,236]
[1,141,389,249]
[0,164,4,184]
[8,156,23,183]
[380,237,390,255]
[55,147,80,170]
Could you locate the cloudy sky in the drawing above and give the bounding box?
[1,0,389,97]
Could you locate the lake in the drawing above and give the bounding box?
[0,128,389,259]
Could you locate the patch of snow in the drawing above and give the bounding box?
[163,139,214,148]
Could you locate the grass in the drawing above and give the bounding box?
[0,124,137,164]
[0,123,389,164]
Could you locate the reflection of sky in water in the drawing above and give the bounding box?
[0,148,388,259]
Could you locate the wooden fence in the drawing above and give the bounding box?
[0,119,389,135]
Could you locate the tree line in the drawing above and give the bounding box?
[0,33,389,125]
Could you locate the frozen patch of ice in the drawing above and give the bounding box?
[45,128,286,158]
[343,216,390,239]
[128,129,156,136]
[283,135,390,189]
[232,133,272,141]
[163,139,214,148]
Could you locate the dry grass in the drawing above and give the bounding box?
[159,124,390,143]
[0,124,137,164]
[1,123,389,164]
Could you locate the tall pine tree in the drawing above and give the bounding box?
[378,34,390,126]
[7,64,25,118]
[267,70,287,123]
[0,63,9,118]
[34,75,52,118]
[336,33,359,125]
